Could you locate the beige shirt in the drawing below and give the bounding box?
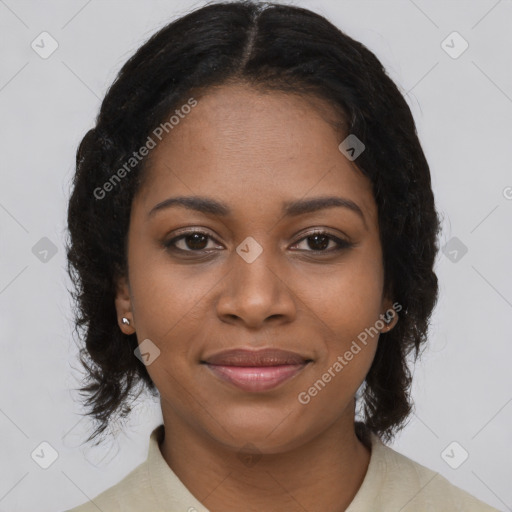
[67,424,500,512]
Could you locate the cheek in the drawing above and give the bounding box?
[128,238,217,336]
[297,343,375,425]
[299,247,385,327]
[302,247,384,378]
[299,261,383,409]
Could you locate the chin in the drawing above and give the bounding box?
[201,405,316,454]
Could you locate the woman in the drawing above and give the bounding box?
[65,1,499,510]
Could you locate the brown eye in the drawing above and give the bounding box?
[164,231,221,253]
[305,234,330,251]
[290,231,354,253]
[180,233,208,250]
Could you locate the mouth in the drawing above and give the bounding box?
[201,348,313,392]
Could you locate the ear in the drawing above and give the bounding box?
[115,275,136,334]
[379,296,400,333]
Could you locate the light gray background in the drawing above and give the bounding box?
[1,0,511,511]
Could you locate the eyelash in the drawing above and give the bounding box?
[163,229,354,255]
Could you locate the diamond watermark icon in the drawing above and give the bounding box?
[31,441,59,469]
[442,236,468,263]
[236,236,263,263]
[441,31,469,59]
[441,441,469,469]
[134,338,161,366]
[31,31,59,59]
[32,237,58,263]
[237,443,262,467]
[338,134,365,161]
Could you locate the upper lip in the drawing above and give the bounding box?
[202,348,311,367]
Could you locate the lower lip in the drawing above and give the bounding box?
[204,363,308,392]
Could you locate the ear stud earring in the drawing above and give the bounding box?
[122,317,131,326]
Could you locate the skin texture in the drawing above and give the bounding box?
[115,83,398,512]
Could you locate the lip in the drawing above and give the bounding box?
[201,348,312,392]
[202,348,310,366]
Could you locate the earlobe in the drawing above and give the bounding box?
[380,298,399,333]
[115,275,136,334]
[381,309,399,332]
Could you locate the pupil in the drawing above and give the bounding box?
[309,234,328,250]
[187,233,207,250]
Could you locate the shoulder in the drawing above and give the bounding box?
[65,424,209,512]
[347,432,501,512]
[65,452,156,512]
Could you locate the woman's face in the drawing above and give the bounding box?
[116,83,394,453]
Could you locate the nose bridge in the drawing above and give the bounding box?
[216,235,296,326]
[233,235,280,300]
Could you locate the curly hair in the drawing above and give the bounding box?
[66,0,441,446]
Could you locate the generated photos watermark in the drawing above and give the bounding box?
[297,301,402,405]
[93,97,198,200]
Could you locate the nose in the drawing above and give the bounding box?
[215,244,297,329]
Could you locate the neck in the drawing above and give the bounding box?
[158,403,372,512]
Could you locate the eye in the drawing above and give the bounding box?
[163,230,222,253]
[290,230,354,253]
[163,229,354,255]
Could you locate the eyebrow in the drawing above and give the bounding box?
[148,195,366,226]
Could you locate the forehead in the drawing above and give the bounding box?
[134,83,377,227]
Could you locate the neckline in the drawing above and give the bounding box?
[148,424,386,511]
